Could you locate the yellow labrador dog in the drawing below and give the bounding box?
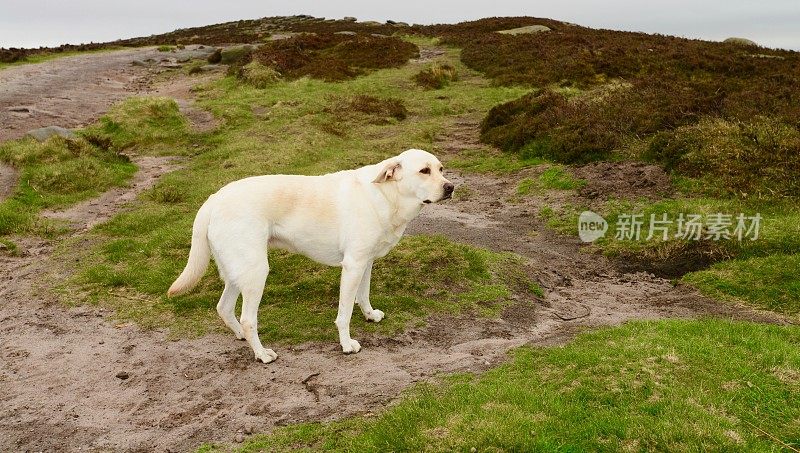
[168,149,454,363]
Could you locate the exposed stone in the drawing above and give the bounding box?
[497,25,551,35]
[724,37,758,47]
[27,126,76,142]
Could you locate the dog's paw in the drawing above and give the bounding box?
[365,309,384,323]
[341,339,361,354]
[254,348,278,364]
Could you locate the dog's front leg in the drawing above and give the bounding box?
[335,256,368,354]
[356,261,384,322]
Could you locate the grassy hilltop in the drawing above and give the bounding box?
[1,15,799,451]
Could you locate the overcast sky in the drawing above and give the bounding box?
[1,0,798,50]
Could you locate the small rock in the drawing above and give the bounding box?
[334,31,357,36]
[115,371,130,380]
[159,62,183,69]
[234,433,244,443]
[130,60,148,67]
[7,106,30,112]
[724,37,758,46]
[343,16,357,22]
[27,126,77,142]
[497,25,551,35]
[243,423,254,434]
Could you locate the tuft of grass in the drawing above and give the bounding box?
[517,166,584,196]
[157,45,175,52]
[0,136,136,235]
[537,166,585,190]
[81,97,190,154]
[644,116,800,199]
[210,319,800,452]
[240,61,282,88]
[413,63,458,89]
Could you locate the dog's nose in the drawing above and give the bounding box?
[443,183,455,196]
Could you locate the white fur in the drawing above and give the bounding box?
[168,149,453,363]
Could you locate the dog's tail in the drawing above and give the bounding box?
[168,199,213,297]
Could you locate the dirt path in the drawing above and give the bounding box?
[0,48,160,142]
[0,48,792,452]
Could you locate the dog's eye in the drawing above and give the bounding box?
[420,168,430,174]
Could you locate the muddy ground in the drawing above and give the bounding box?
[0,48,791,452]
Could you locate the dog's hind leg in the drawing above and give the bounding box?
[238,253,277,364]
[355,261,384,323]
[210,221,276,364]
[216,283,244,340]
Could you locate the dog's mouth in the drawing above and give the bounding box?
[423,193,452,204]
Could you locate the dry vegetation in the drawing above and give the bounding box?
[248,33,418,82]
[413,63,458,89]
[413,17,800,199]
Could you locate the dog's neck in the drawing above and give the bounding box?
[367,178,422,237]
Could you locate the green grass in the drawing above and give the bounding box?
[518,166,585,195]
[685,254,800,314]
[449,148,546,173]
[82,97,192,153]
[202,319,800,452]
[0,135,136,235]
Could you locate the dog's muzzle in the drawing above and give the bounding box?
[441,182,455,200]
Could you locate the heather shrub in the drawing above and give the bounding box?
[326,95,408,125]
[251,33,418,82]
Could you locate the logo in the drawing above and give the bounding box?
[578,211,608,243]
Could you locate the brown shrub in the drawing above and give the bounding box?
[251,33,417,82]
[326,95,408,125]
[413,64,458,89]
[457,17,800,198]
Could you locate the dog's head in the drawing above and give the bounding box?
[373,149,454,204]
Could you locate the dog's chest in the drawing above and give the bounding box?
[372,228,405,258]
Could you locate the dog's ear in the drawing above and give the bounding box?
[373,161,402,183]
